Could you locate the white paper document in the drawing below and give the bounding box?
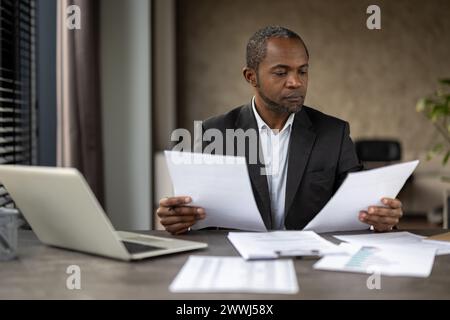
[422,239,450,255]
[334,231,450,256]
[165,151,266,231]
[228,231,345,260]
[304,160,419,233]
[169,256,299,294]
[313,243,436,277]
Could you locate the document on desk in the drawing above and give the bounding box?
[313,243,436,277]
[334,231,450,256]
[228,231,345,260]
[169,256,299,294]
[165,151,266,231]
[303,160,419,233]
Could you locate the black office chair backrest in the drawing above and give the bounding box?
[355,140,402,162]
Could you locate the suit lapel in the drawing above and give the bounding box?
[284,108,316,218]
[235,104,272,229]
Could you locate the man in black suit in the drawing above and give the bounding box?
[157,26,403,234]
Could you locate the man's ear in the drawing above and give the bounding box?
[243,67,258,87]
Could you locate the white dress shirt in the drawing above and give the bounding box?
[251,97,295,230]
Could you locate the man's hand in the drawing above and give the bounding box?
[359,198,403,232]
[156,196,205,235]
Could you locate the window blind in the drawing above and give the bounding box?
[0,0,36,208]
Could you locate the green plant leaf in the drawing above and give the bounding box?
[429,104,449,121]
[433,143,443,153]
[417,98,436,114]
[443,151,450,165]
[427,144,444,161]
[420,78,450,167]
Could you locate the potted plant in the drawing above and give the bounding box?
[416,78,450,228]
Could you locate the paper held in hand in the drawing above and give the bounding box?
[165,151,267,231]
[304,160,419,233]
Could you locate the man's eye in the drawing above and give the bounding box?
[299,70,308,75]
[274,72,287,76]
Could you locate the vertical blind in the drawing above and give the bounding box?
[0,0,36,208]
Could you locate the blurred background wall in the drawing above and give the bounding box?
[175,0,450,159]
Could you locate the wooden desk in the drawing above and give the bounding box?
[1,229,449,299]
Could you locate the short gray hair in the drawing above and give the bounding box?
[246,26,309,71]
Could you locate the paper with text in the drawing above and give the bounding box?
[169,256,299,294]
[228,231,345,260]
[165,151,266,231]
[304,160,419,233]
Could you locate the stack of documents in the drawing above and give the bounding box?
[227,231,345,260]
[169,256,299,294]
[313,231,450,277]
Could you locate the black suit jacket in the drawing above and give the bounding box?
[199,103,363,230]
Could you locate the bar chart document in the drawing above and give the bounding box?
[335,231,450,256]
[165,151,267,231]
[169,256,299,294]
[304,160,419,233]
[313,243,436,277]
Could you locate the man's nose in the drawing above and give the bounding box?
[286,73,303,88]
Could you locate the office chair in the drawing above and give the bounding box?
[354,139,403,171]
[355,138,413,188]
[355,140,402,163]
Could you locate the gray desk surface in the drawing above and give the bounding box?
[1,229,449,299]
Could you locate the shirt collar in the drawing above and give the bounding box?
[251,96,295,133]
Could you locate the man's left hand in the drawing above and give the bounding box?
[359,198,403,232]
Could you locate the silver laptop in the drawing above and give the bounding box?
[0,165,207,261]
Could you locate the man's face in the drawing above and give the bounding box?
[255,37,309,114]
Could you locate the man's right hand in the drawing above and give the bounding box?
[156,196,205,235]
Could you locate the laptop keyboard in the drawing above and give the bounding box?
[121,241,163,254]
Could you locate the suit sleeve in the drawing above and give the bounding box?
[334,121,363,191]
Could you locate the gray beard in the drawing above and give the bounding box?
[255,75,302,114]
[257,87,302,114]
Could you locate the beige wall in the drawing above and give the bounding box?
[176,0,450,159]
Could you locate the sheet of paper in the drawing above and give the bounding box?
[169,256,299,294]
[422,239,450,255]
[335,231,450,256]
[303,160,419,233]
[165,151,266,231]
[228,231,345,260]
[334,231,425,244]
[313,243,436,278]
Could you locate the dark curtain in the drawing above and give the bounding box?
[57,0,104,205]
